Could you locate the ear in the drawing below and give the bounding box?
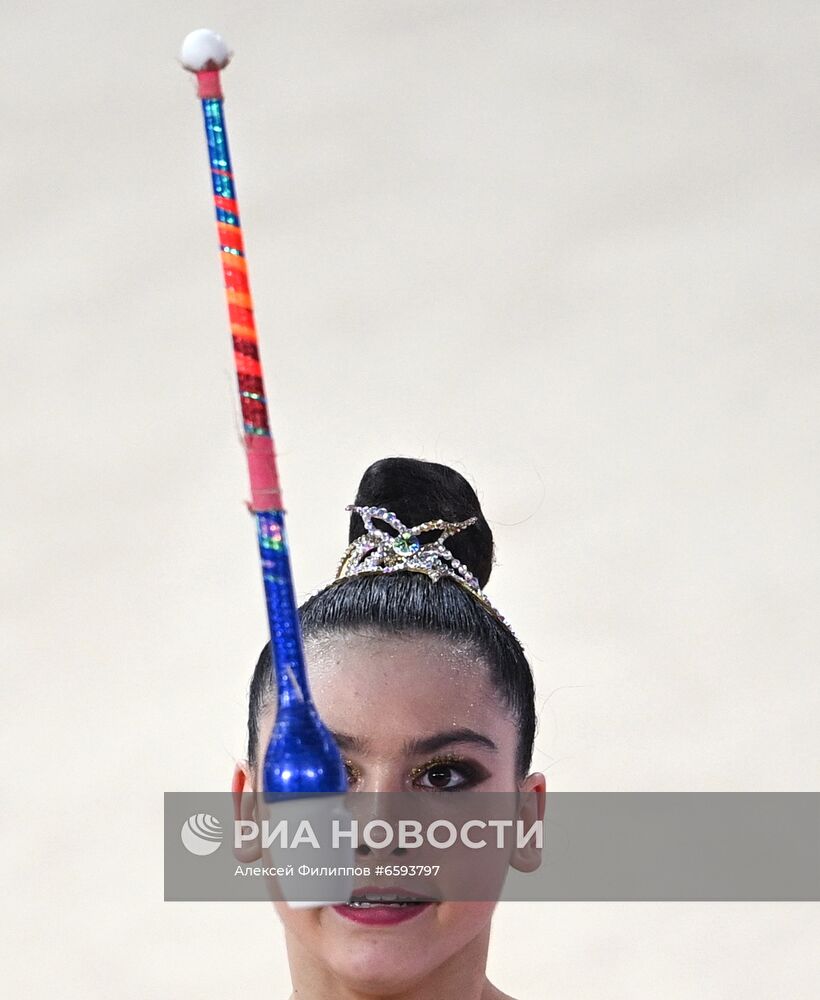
[509,771,546,873]
[232,761,262,862]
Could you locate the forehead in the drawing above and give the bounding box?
[301,631,511,753]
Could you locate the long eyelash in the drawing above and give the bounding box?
[344,754,487,790]
[408,752,465,781]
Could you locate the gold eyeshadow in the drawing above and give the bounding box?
[408,752,466,781]
[343,758,362,784]
[343,753,488,791]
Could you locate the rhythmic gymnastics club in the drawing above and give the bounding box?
[179,29,353,908]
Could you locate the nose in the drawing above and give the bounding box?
[348,788,413,860]
[355,839,408,859]
[355,766,405,796]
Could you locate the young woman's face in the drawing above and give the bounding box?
[244,631,539,994]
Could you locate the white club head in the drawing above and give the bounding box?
[179,28,232,72]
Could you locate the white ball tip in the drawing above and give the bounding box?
[179,28,232,72]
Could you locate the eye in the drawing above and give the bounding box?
[412,757,488,792]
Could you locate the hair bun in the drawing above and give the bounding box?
[348,457,494,588]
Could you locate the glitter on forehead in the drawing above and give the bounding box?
[302,631,493,723]
[256,632,519,769]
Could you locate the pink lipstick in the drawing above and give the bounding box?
[332,886,437,926]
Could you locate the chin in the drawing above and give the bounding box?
[276,899,496,990]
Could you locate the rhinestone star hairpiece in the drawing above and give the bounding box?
[325,505,517,637]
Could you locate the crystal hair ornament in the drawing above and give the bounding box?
[326,506,518,637]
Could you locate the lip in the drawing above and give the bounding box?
[331,885,438,926]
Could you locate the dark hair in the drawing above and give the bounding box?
[247,457,537,779]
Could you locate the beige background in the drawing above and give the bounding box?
[2,1,818,997]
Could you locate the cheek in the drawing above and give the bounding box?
[273,901,324,944]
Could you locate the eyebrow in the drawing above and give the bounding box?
[329,728,498,756]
